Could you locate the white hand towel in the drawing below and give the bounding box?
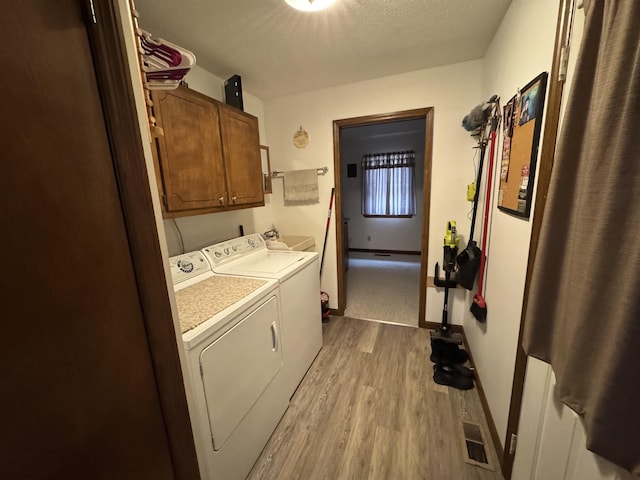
[283,169,319,203]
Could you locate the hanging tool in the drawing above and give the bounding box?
[461,95,499,131]
[456,136,487,290]
[319,187,335,276]
[457,96,500,290]
[471,116,499,321]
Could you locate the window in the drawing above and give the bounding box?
[361,150,416,217]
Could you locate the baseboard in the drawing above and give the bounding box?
[425,322,504,469]
[348,248,421,256]
[459,328,504,468]
[423,321,464,334]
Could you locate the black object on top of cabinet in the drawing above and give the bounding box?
[225,74,244,111]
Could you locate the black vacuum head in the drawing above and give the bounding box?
[457,250,480,290]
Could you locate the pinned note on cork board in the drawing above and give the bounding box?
[498,72,548,218]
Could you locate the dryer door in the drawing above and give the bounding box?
[199,295,282,450]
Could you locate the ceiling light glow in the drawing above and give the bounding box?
[285,0,336,12]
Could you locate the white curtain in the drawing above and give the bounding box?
[362,151,416,216]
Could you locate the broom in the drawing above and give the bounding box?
[320,187,335,276]
[471,127,497,322]
[320,188,335,323]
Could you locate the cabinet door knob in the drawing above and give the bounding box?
[231,196,238,203]
[219,196,226,205]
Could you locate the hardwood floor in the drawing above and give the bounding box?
[248,317,503,480]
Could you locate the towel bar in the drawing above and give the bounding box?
[271,167,328,177]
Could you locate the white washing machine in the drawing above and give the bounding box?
[170,251,288,480]
[202,233,323,399]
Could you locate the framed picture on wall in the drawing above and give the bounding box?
[497,72,548,218]
[518,80,542,126]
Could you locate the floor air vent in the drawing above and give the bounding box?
[461,421,494,471]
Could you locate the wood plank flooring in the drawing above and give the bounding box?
[247,317,504,480]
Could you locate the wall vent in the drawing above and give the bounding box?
[461,420,494,471]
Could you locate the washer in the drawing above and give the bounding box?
[170,250,288,480]
[202,233,323,398]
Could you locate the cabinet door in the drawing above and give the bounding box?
[218,105,265,207]
[153,87,227,212]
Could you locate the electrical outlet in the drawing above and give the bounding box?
[367,235,371,241]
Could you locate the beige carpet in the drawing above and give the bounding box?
[344,252,421,327]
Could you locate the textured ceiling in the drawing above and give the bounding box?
[136,0,512,99]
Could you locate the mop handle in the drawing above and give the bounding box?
[320,187,335,276]
[468,139,487,242]
[477,129,497,294]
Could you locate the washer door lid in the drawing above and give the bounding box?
[216,252,310,277]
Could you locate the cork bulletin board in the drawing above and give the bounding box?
[498,72,548,218]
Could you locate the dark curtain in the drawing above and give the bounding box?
[523,0,640,474]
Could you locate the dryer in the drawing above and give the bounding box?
[170,251,288,480]
[202,234,323,398]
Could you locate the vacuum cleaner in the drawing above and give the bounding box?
[431,221,475,390]
[431,221,462,344]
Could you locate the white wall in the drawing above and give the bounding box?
[461,0,560,449]
[162,65,277,256]
[341,122,425,252]
[115,5,212,477]
[265,60,483,318]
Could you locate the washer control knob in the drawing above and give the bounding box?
[179,260,193,273]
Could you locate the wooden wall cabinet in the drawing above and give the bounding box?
[151,86,264,217]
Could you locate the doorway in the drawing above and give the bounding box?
[333,108,434,328]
